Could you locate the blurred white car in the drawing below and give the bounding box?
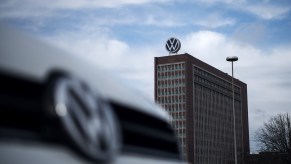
[0,25,184,164]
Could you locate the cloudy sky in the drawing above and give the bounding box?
[1,0,291,153]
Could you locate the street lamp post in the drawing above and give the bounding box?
[226,56,238,164]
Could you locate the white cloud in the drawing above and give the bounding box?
[0,0,172,18]
[198,0,246,5]
[43,29,130,70]
[232,23,266,46]
[0,0,185,29]
[245,4,290,20]
[144,15,184,27]
[195,0,291,20]
[195,13,236,29]
[1,0,170,9]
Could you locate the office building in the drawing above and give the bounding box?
[154,53,249,164]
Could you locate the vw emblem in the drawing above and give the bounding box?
[165,37,181,54]
[47,76,120,162]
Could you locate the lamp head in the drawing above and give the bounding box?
[226,56,238,62]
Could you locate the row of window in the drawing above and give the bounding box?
[195,75,241,98]
[157,79,185,84]
[194,125,243,139]
[194,100,242,115]
[194,66,241,93]
[171,117,186,124]
[157,71,185,76]
[163,107,185,111]
[158,96,185,101]
[168,111,186,115]
[163,103,185,107]
[177,133,186,138]
[171,123,186,128]
[178,137,186,145]
[194,106,242,124]
[175,128,186,134]
[194,83,242,103]
[157,63,185,72]
[157,87,186,94]
[194,151,236,163]
[157,82,186,88]
[157,74,185,80]
[158,98,186,104]
[159,86,186,91]
[166,108,186,113]
[157,91,185,96]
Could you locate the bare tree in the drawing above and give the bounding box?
[255,113,291,153]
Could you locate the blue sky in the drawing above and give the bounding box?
[1,0,291,153]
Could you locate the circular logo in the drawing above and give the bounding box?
[165,37,181,54]
[48,76,120,162]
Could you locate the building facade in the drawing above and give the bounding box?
[154,53,249,164]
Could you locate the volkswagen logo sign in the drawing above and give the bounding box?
[165,37,181,54]
[46,76,120,162]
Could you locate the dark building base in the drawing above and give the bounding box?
[246,152,289,164]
